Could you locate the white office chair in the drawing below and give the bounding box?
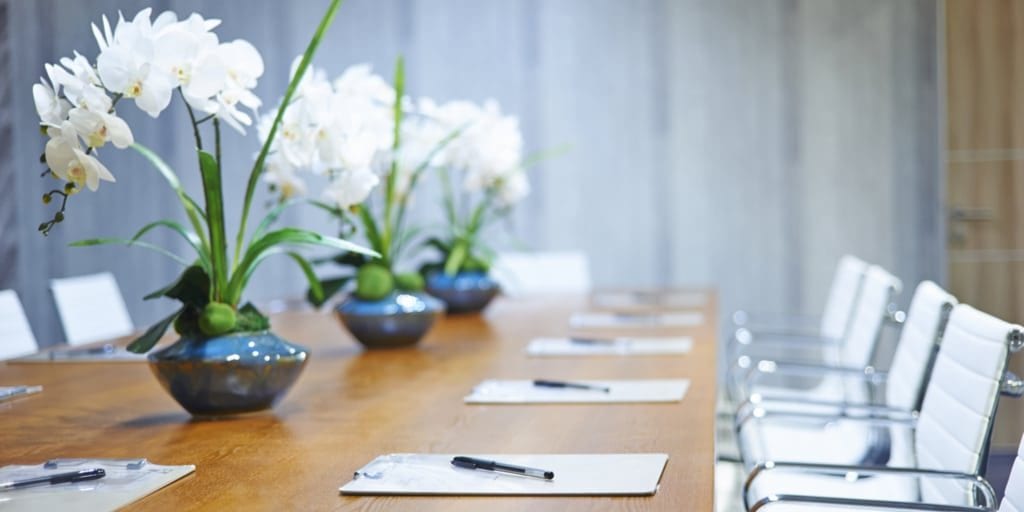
[50,272,134,346]
[728,265,902,402]
[741,304,1024,511]
[1002,434,1024,512]
[490,251,591,296]
[0,290,38,360]
[733,254,869,340]
[734,281,957,469]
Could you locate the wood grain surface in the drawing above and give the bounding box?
[0,292,717,511]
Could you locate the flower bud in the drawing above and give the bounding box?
[42,193,52,204]
[54,212,64,222]
[64,183,77,194]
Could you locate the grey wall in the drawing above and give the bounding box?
[0,0,942,346]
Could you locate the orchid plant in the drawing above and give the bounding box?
[33,0,375,352]
[416,99,540,278]
[259,59,461,305]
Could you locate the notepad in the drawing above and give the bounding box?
[591,291,707,309]
[11,346,148,364]
[0,385,42,403]
[526,337,693,356]
[570,311,703,328]
[464,379,690,404]
[0,458,194,511]
[340,453,669,496]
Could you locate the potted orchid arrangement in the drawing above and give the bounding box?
[258,59,459,349]
[32,0,373,415]
[415,100,536,314]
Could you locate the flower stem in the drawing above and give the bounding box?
[179,89,204,151]
[235,0,344,268]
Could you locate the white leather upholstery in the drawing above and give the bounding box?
[0,290,38,360]
[885,281,957,410]
[50,272,134,346]
[737,282,955,473]
[915,304,1018,504]
[491,251,591,296]
[1001,434,1024,512]
[838,265,902,370]
[819,255,870,340]
[745,303,1021,510]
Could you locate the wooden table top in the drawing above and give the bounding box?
[0,292,717,511]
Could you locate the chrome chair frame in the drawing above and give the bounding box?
[740,327,1024,511]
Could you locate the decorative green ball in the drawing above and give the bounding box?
[356,265,394,301]
[199,302,237,336]
[394,272,425,292]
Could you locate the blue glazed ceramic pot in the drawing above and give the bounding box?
[148,331,309,416]
[424,270,500,315]
[334,291,445,349]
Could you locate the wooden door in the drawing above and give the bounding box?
[946,0,1024,451]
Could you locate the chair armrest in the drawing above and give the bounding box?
[736,408,916,437]
[728,360,884,403]
[733,329,840,347]
[734,396,913,427]
[749,494,993,512]
[732,310,821,330]
[744,461,997,511]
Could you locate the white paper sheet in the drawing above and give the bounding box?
[11,345,148,364]
[0,459,194,511]
[526,337,693,356]
[340,453,668,496]
[590,291,707,309]
[0,386,42,402]
[570,311,703,328]
[464,379,690,404]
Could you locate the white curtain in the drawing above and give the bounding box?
[0,0,941,346]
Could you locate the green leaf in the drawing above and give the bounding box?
[285,251,323,304]
[130,219,210,272]
[307,276,352,308]
[236,0,344,266]
[226,228,378,305]
[444,241,468,276]
[69,237,190,266]
[144,265,210,307]
[127,308,181,353]
[235,302,271,332]
[130,143,209,246]
[357,206,384,254]
[198,149,228,300]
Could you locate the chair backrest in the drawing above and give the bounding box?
[884,281,957,411]
[1000,433,1024,512]
[491,251,591,296]
[819,255,870,340]
[914,304,1021,504]
[838,265,902,369]
[0,290,38,360]
[50,272,133,346]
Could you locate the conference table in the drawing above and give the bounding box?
[0,291,718,510]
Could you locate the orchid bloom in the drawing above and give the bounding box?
[44,122,115,191]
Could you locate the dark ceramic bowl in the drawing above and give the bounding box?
[334,291,445,349]
[148,331,309,416]
[424,270,501,315]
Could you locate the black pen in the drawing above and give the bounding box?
[50,344,117,359]
[533,379,610,393]
[568,337,619,345]
[0,468,105,491]
[451,456,554,480]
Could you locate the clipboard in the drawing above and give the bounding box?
[464,379,690,404]
[0,458,194,511]
[569,312,703,328]
[341,453,669,496]
[526,337,693,356]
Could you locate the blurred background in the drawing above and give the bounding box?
[0,0,943,346]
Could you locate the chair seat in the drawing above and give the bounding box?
[739,417,887,470]
[747,470,918,510]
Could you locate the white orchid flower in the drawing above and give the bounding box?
[333,64,394,106]
[198,40,263,134]
[94,10,176,117]
[32,67,71,127]
[68,107,133,149]
[323,167,380,210]
[44,123,115,191]
[153,13,225,112]
[495,170,530,207]
[263,155,308,200]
